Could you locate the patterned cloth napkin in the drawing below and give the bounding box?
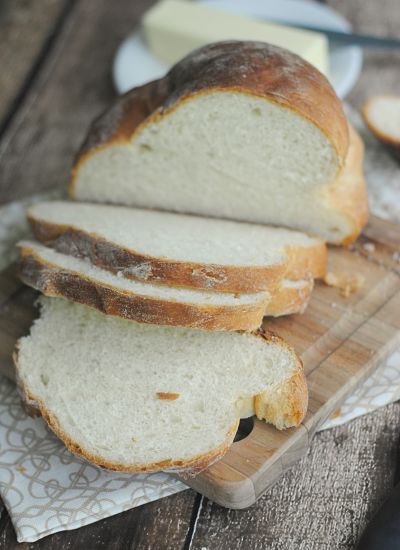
[1,108,400,542]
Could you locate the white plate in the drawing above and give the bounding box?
[113,0,362,98]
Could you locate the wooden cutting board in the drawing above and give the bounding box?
[1,216,399,509]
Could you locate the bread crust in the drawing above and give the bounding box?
[14,327,307,474]
[28,208,326,292]
[17,245,269,332]
[70,41,349,195]
[27,215,286,293]
[361,96,400,160]
[265,277,313,317]
[254,353,308,429]
[284,243,327,280]
[324,125,369,245]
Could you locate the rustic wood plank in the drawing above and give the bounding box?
[0,489,196,549]
[325,0,400,107]
[189,402,400,550]
[0,0,156,205]
[0,0,69,128]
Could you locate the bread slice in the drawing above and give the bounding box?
[70,41,367,244]
[27,201,327,293]
[15,297,307,474]
[362,95,400,160]
[17,241,270,331]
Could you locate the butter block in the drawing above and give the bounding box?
[142,0,329,76]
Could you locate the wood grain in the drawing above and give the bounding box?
[0,0,156,205]
[0,0,69,128]
[0,405,398,550]
[189,402,400,550]
[0,490,197,550]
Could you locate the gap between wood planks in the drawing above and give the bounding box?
[183,494,205,550]
[0,0,76,140]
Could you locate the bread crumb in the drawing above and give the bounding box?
[324,271,365,298]
[156,392,180,400]
[363,242,375,253]
[393,251,400,262]
[16,466,26,473]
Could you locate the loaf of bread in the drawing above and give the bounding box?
[15,297,307,473]
[27,201,326,292]
[70,41,368,244]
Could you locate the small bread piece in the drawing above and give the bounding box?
[324,271,365,298]
[17,241,270,332]
[69,40,371,244]
[362,95,400,160]
[27,201,327,293]
[15,297,308,474]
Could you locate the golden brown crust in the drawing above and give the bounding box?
[28,209,327,292]
[361,96,400,160]
[253,328,308,428]
[265,277,313,317]
[254,327,308,428]
[27,214,287,293]
[324,125,369,245]
[17,245,268,332]
[255,362,308,428]
[70,41,348,194]
[284,242,327,280]
[14,326,307,474]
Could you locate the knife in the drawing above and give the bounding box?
[265,20,400,49]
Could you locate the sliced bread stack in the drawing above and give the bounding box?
[19,201,327,329]
[16,203,318,471]
[15,40,368,474]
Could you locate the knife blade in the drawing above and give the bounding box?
[264,20,400,49]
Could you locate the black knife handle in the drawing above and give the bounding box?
[357,483,400,549]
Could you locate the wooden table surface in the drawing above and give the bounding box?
[0,1,399,548]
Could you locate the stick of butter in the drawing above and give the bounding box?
[142,0,329,76]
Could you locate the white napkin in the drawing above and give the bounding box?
[0,107,399,542]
